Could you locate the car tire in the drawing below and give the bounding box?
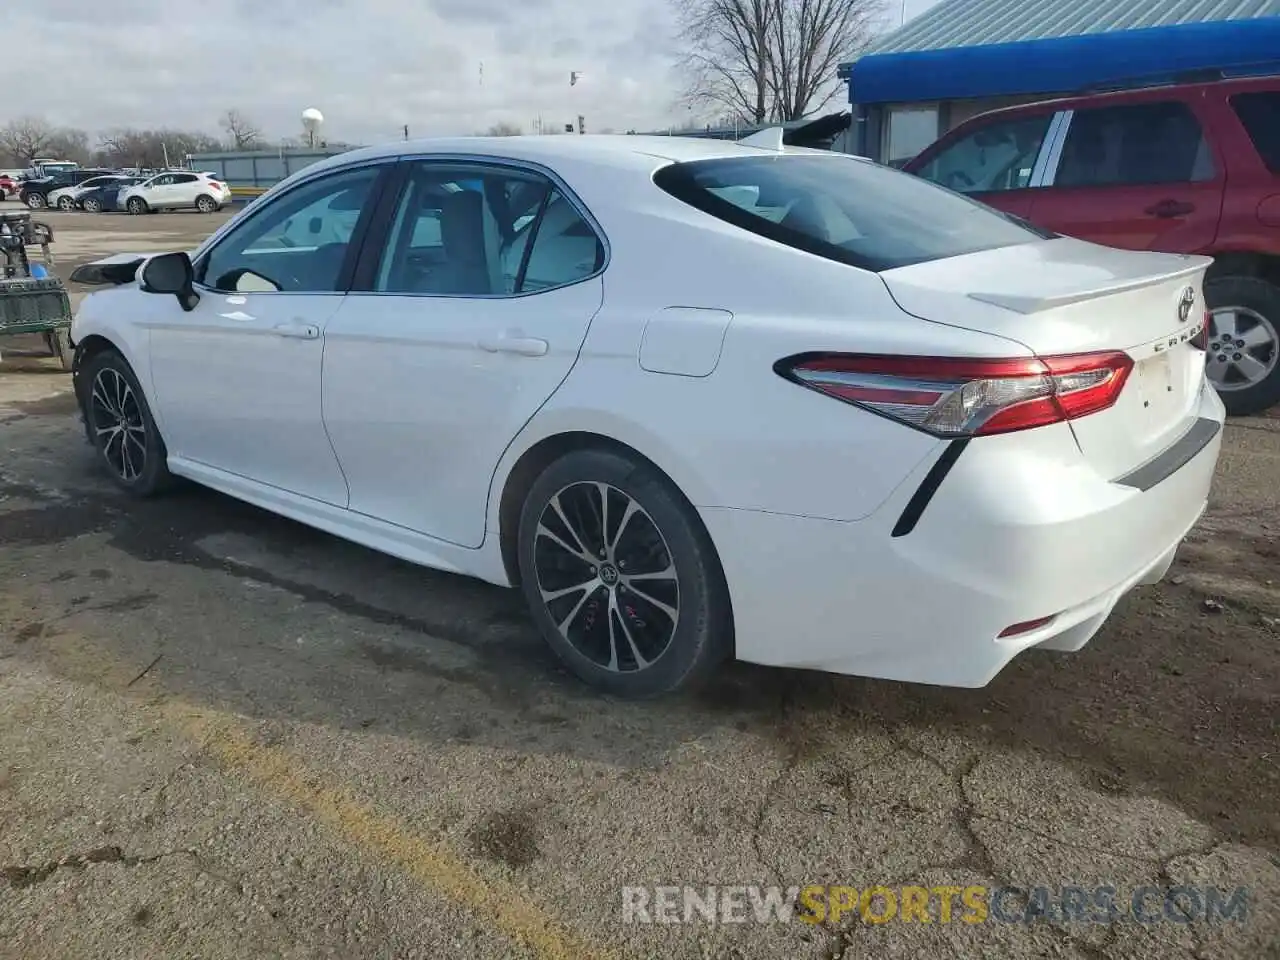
[83,197,102,213]
[57,195,75,211]
[1204,276,1280,416]
[126,197,147,215]
[78,348,173,497]
[195,194,217,213]
[516,447,733,698]
[25,193,44,209]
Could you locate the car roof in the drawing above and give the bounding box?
[304,132,839,177]
[943,73,1280,133]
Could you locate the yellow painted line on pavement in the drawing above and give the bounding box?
[164,704,614,960]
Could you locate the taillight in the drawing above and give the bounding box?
[777,351,1134,437]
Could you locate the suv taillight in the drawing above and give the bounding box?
[777,351,1134,437]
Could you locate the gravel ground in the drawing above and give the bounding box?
[0,210,1277,960]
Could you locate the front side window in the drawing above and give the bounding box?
[1054,102,1214,187]
[196,165,380,293]
[915,114,1053,194]
[372,161,603,296]
[654,155,1049,273]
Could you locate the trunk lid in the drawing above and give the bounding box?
[880,237,1212,479]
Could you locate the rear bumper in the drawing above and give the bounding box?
[702,384,1225,687]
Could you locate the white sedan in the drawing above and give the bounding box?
[67,134,1224,697]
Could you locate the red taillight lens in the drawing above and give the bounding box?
[778,351,1134,437]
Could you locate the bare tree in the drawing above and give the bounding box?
[484,121,524,136]
[674,0,883,123]
[0,116,56,165]
[99,128,223,169]
[676,0,776,124]
[220,109,262,149]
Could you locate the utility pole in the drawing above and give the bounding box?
[403,124,409,141]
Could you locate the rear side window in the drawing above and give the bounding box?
[1229,92,1280,174]
[1055,102,1214,187]
[653,155,1050,273]
[914,113,1053,194]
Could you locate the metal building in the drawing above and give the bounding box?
[840,0,1280,165]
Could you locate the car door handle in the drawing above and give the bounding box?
[1145,199,1195,218]
[477,334,549,357]
[273,321,319,340]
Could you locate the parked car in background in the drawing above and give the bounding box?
[120,171,232,214]
[0,174,18,200]
[77,177,145,213]
[47,174,130,211]
[20,169,115,209]
[68,135,1222,696]
[906,75,1280,415]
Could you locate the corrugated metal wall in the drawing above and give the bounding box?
[873,0,1280,54]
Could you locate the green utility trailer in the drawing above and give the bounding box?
[0,211,73,369]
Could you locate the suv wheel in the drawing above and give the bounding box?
[194,194,217,213]
[1204,276,1280,416]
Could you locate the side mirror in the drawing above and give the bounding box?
[139,252,200,311]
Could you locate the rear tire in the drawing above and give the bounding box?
[1204,276,1280,416]
[126,196,147,215]
[516,447,732,698]
[79,349,173,497]
[195,194,217,213]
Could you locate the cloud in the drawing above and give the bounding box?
[7,0,686,144]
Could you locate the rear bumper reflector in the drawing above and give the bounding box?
[1114,417,1221,492]
[998,615,1057,639]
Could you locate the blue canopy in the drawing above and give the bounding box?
[844,19,1280,105]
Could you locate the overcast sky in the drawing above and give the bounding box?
[12,0,940,144]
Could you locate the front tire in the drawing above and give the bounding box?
[82,197,102,213]
[57,195,75,211]
[516,448,732,697]
[80,349,173,497]
[1204,276,1280,416]
[25,193,44,209]
[126,197,147,215]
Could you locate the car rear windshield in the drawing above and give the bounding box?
[652,154,1050,272]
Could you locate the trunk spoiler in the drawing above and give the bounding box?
[967,259,1208,315]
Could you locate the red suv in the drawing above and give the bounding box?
[906,76,1280,416]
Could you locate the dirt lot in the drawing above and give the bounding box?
[1,210,1278,960]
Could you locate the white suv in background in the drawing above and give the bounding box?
[121,171,232,214]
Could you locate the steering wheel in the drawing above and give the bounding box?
[945,169,975,190]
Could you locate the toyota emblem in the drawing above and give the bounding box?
[1177,286,1195,323]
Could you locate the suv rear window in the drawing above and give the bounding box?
[652,155,1049,272]
[1229,92,1280,174]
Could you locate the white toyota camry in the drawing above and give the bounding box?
[68,133,1224,697]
